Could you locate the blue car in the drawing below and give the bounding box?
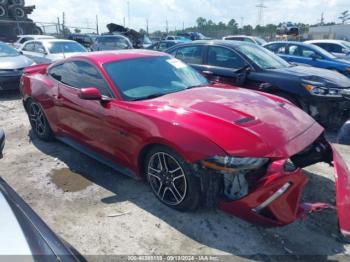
[264,41,350,78]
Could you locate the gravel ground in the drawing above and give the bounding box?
[0,91,350,261]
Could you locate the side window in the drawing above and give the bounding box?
[175,46,203,64]
[48,64,64,82]
[54,61,112,97]
[23,42,35,52]
[20,37,32,44]
[243,38,255,43]
[34,42,45,54]
[265,44,285,54]
[158,42,169,51]
[288,45,302,56]
[315,43,331,52]
[300,47,318,58]
[329,44,343,53]
[226,37,243,41]
[207,46,245,69]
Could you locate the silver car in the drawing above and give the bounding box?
[19,39,88,64]
[306,40,350,59]
[0,42,35,91]
[91,35,133,51]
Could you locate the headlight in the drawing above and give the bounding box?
[303,84,342,97]
[201,156,269,173]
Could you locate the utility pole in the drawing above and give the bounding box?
[182,22,185,31]
[166,18,169,34]
[256,0,267,26]
[123,17,126,27]
[320,12,325,25]
[240,17,244,28]
[62,12,66,37]
[146,19,149,35]
[96,15,99,34]
[57,17,61,35]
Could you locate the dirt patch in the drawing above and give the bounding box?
[51,168,93,192]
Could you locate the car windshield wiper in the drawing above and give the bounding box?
[186,84,207,89]
[131,92,168,101]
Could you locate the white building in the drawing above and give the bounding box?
[309,24,350,40]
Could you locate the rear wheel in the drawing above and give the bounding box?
[27,100,54,141]
[144,146,201,211]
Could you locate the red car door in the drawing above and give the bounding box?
[53,61,129,167]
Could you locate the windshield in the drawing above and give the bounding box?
[341,41,350,50]
[237,44,290,69]
[46,42,87,54]
[104,56,208,101]
[97,37,131,49]
[254,37,267,45]
[0,43,19,57]
[143,36,152,45]
[310,44,337,59]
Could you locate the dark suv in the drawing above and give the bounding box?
[166,40,350,129]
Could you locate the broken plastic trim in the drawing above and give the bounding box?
[252,183,291,213]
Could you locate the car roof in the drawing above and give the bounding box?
[26,39,77,43]
[306,39,347,44]
[168,40,255,48]
[224,35,254,38]
[264,41,312,46]
[18,35,55,39]
[70,50,169,64]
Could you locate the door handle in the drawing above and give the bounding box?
[202,70,214,75]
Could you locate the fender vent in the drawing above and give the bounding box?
[235,117,254,125]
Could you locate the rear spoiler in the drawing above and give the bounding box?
[23,63,50,75]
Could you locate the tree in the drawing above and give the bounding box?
[228,19,238,34]
[338,10,350,24]
[74,28,81,33]
[196,17,207,28]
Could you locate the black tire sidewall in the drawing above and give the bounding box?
[27,100,54,141]
[144,145,201,211]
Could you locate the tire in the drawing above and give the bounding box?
[0,0,8,5]
[144,146,201,211]
[0,5,7,17]
[338,121,350,145]
[11,0,24,6]
[26,100,54,141]
[31,25,42,35]
[8,6,25,19]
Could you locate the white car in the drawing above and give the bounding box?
[222,35,267,46]
[19,39,88,64]
[13,35,55,50]
[306,40,350,59]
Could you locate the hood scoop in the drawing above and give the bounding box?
[235,117,255,125]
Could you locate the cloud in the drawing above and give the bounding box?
[25,0,350,32]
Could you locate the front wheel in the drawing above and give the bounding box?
[144,146,201,211]
[27,100,54,141]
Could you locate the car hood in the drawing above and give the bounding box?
[136,86,319,158]
[270,66,350,88]
[0,55,34,70]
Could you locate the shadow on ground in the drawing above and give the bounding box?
[29,130,347,259]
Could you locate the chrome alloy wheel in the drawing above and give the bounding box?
[147,152,187,206]
[29,103,46,136]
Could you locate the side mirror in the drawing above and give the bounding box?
[18,50,23,55]
[0,129,5,159]
[78,87,102,100]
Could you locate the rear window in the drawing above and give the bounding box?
[45,42,87,54]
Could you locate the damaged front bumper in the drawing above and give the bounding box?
[199,136,350,240]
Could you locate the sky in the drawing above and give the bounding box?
[25,0,350,33]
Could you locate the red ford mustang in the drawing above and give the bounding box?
[20,50,350,240]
